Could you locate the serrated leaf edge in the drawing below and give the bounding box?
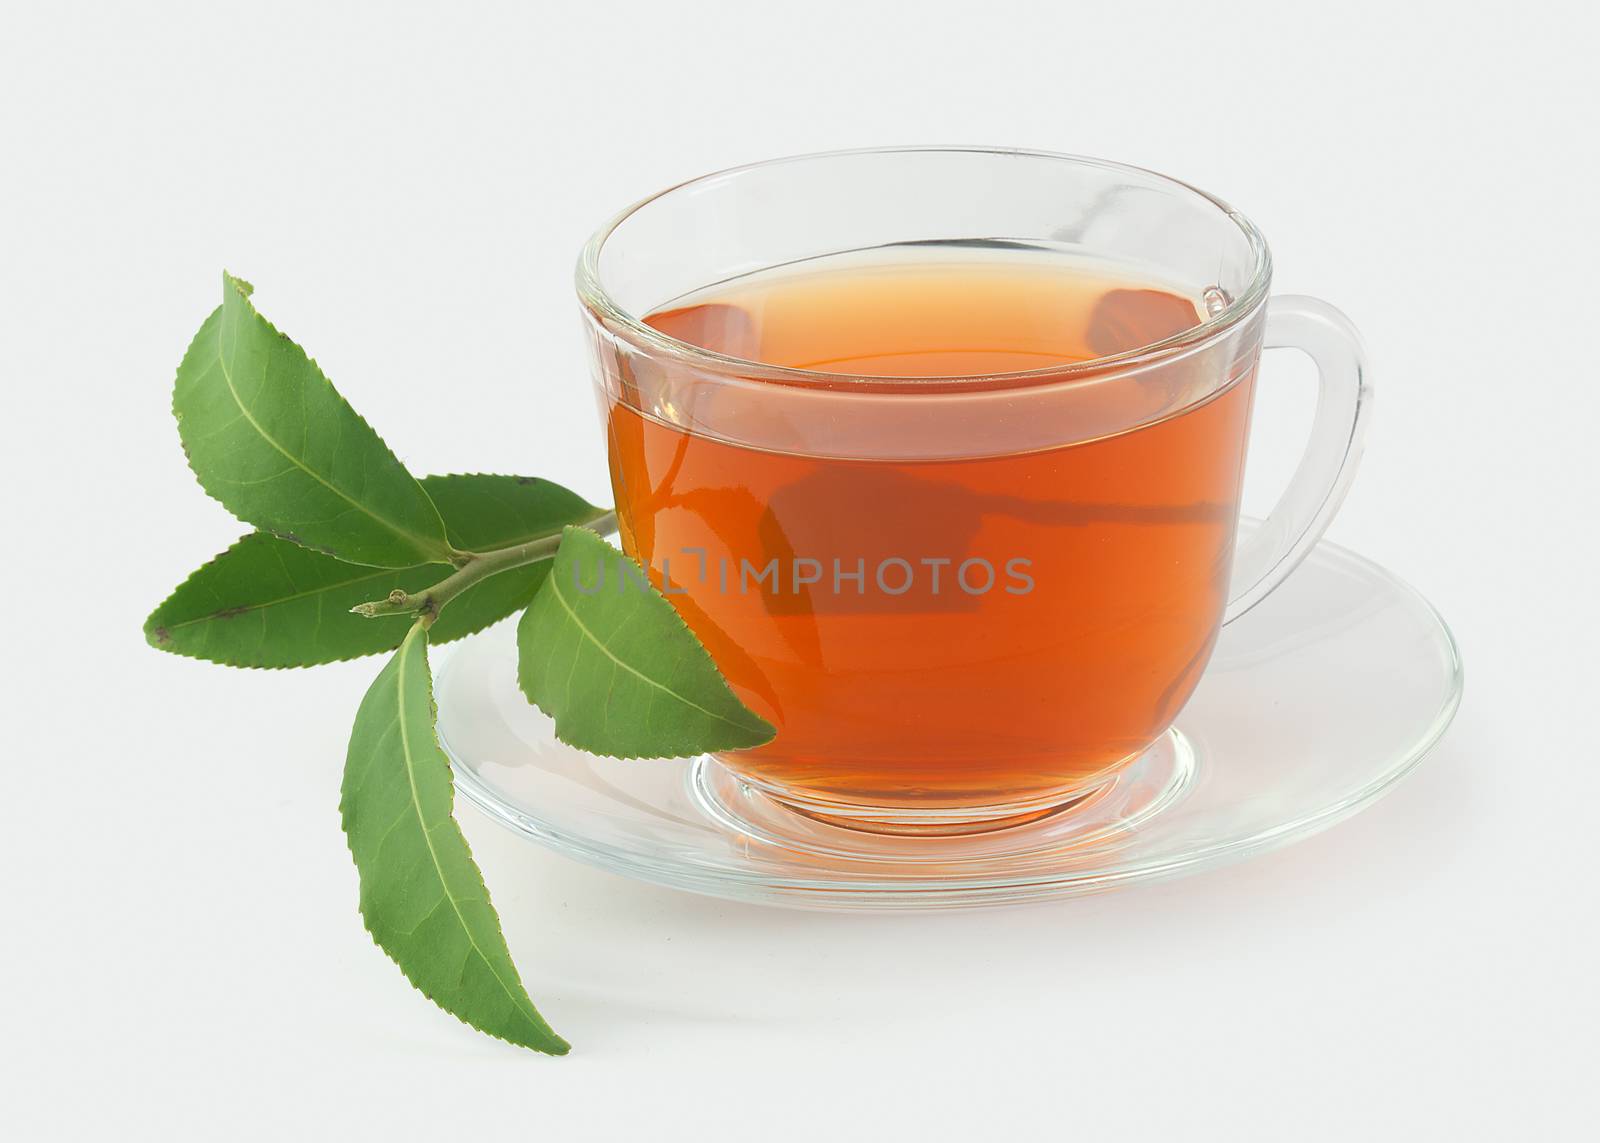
[518,526,777,760]
[170,274,452,568]
[341,624,570,1055]
[141,534,427,670]
[145,470,608,669]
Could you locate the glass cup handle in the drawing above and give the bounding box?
[1223,295,1374,624]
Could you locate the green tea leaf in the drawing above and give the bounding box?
[146,534,440,667]
[421,473,606,553]
[173,274,451,567]
[341,622,568,1055]
[144,474,605,668]
[517,527,776,758]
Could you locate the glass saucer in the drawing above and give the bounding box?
[434,532,1462,910]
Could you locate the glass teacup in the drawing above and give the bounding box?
[578,148,1369,833]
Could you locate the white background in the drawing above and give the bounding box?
[3,1,1596,1138]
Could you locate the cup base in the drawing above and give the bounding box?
[704,765,1129,837]
[688,731,1195,860]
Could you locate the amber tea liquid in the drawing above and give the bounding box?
[605,252,1255,821]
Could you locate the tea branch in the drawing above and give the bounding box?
[351,510,618,623]
[150,274,773,1054]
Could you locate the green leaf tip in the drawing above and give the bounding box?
[223,271,254,298]
[516,526,776,759]
[342,623,570,1055]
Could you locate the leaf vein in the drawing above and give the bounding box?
[393,630,540,1031]
[213,314,443,558]
[546,564,759,733]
